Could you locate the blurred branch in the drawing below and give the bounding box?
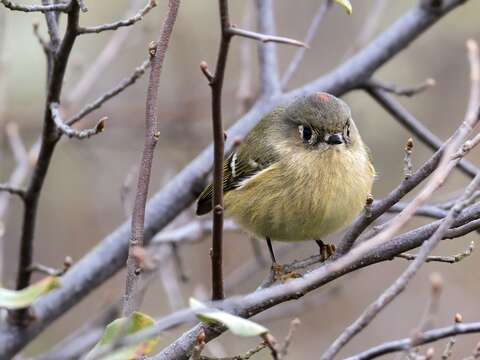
[51,103,106,139]
[32,22,49,55]
[0,184,26,200]
[34,304,120,360]
[228,27,307,48]
[345,321,480,360]
[0,0,472,356]
[77,0,157,34]
[12,2,81,326]
[67,60,150,126]
[397,240,474,263]
[123,0,180,317]
[363,84,479,178]
[0,0,70,13]
[255,0,281,96]
[369,77,436,97]
[281,0,332,89]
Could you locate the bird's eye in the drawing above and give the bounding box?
[344,122,351,140]
[298,125,313,143]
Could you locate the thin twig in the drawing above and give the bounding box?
[0,0,472,355]
[77,0,157,34]
[206,0,234,301]
[122,0,180,317]
[67,60,150,126]
[342,0,389,59]
[369,78,436,97]
[281,0,332,89]
[228,27,307,48]
[404,138,414,179]
[50,103,106,139]
[0,0,70,13]
[397,240,475,263]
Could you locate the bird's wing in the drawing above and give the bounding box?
[196,111,282,215]
[196,147,278,215]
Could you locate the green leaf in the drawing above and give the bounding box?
[190,298,268,337]
[85,311,160,360]
[0,277,60,310]
[334,0,352,15]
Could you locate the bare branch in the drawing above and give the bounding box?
[281,0,332,89]
[123,0,180,317]
[397,240,474,263]
[67,60,150,126]
[369,77,436,97]
[32,22,49,55]
[228,27,307,48]
[51,103,106,139]
[345,322,480,360]
[77,0,157,34]
[0,0,70,13]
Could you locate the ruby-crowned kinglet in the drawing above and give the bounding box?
[197,92,375,263]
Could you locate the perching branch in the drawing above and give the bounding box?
[122,0,180,317]
[50,103,106,139]
[77,0,157,34]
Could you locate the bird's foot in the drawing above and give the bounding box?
[316,240,336,262]
[270,262,302,283]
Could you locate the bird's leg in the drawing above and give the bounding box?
[315,240,336,262]
[266,237,301,283]
[266,236,276,264]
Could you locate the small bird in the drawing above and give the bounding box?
[196,92,375,265]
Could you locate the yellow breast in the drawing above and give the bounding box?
[224,143,374,242]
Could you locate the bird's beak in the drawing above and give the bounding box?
[325,133,344,145]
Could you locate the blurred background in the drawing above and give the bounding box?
[1,0,480,358]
